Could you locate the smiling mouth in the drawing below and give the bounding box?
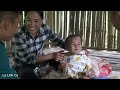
[30,28,35,30]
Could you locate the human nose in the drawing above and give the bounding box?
[29,21,35,27]
[75,45,79,48]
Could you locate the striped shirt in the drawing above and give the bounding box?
[11,24,65,68]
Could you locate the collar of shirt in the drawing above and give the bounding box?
[0,41,5,46]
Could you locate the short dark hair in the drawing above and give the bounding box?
[65,35,81,48]
[25,11,43,19]
[0,11,20,23]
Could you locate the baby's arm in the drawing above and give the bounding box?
[58,61,68,71]
[88,68,95,78]
[81,68,95,79]
[80,49,90,56]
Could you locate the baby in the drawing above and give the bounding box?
[59,35,95,79]
[60,35,112,79]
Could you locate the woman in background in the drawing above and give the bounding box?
[12,11,65,79]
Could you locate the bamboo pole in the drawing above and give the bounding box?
[64,11,67,39]
[117,31,120,49]
[103,11,106,48]
[75,11,80,35]
[69,11,75,34]
[91,11,96,47]
[85,11,91,47]
[108,11,113,49]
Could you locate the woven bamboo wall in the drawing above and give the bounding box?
[5,11,120,51]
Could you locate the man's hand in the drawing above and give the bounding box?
[52,52,64,62]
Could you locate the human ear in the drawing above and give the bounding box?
[4,19,11,31]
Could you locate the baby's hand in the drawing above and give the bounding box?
[59,61,68,69]
[80,49,90,56]
[84,49,90,56]
[88,68,95,78]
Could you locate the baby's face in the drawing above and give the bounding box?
[68,37,82,54]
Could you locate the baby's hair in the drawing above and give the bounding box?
[65,34,81,49]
